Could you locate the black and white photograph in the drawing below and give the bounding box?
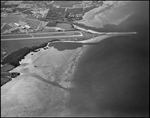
[1,0,149,117]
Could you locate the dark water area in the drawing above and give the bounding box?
[67,1,149,117]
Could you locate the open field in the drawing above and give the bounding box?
[66,7,84,15]
[21,18,41,30]
[1,14,24,24]
[52,1,82,7]
[22,9,33,14]
[1,4,17,8]
[1,14,41,31]
[15,8,28,12]
[1,24,13,33]
[51,7,66,14]
[56,23,75,31]
[46,7,66,20]
[83,6,96,13]
[1,23,6,30]
[5,1,23,5]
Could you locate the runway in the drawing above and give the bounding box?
[1,31,83,41]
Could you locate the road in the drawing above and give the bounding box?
[1,31,83,41]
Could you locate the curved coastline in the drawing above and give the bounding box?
[1,41,88,117]
[1,31,136,87]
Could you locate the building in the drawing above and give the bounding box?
[20,18,41,30]
[24,24,31,29]
[16,20,31,30]
[14,23,20,27]
[65,7,84,20]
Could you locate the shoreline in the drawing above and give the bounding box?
[59,44,88,88]
[1,31,136,86]
[8,42,87,89]
[1,41,89,117]
[1,32,130,66]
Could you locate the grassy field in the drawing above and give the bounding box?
[21,18,41,30]
[52,7,66,14]
[1,14,24,24]
[52,1,82,7]
[83,6,96,13]
[1,24,13,33]
[46,7,66,19]
[1,4,17,8]
[1,23,5,29]
[66,7,84,15]
[16,8,29,12]
[22,9,33,14]
[5,1,22,5]
[56,23,75,31]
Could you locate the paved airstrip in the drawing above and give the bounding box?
[1,31,137,42]
[1,31,83,41]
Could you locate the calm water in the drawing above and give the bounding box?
[67,1,149,117]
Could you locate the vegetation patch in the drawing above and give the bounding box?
[46,21,57,27]
[1,24,13,33]
[46,7,66,21]
[15,8,29,12]
[66,8,84,16]
[1,14,24,24]
[52,1,81,7]
[83,6,96,13]
[21,18,41,30]
[56,23,75,31]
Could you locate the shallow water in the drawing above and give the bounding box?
[66,1,149,117]
[1,42,87,117]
